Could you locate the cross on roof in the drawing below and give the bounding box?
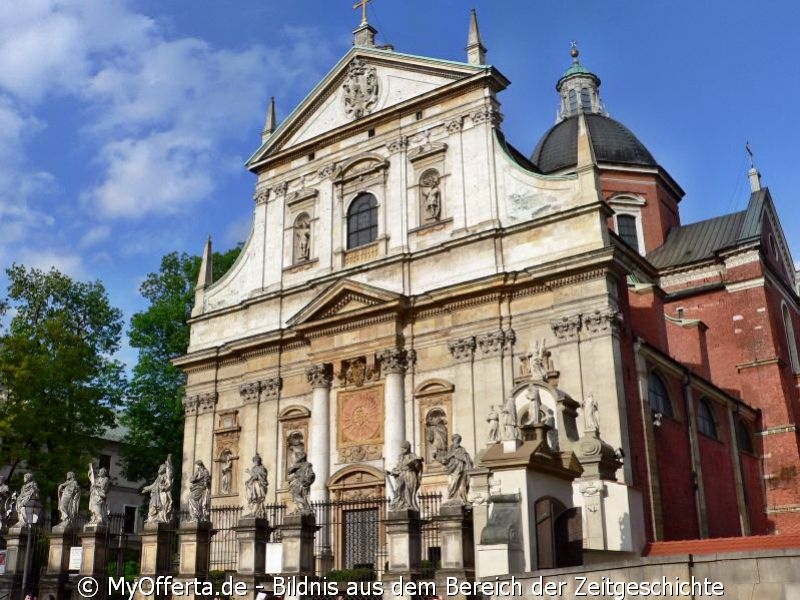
[353,0,371,26]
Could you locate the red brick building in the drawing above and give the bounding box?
[531,46,800,539]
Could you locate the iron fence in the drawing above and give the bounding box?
[208,505,241,572]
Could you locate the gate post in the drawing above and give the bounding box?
[382,509,421,599]
[39,522,78,600]
[278,513,316,577]
[0,524,35,600]
[434,504,474,589]
[234,515,270,598]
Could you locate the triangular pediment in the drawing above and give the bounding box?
[247,46,499,167]
[287,279,406,327]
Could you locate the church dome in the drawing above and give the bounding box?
[530,113,657,174]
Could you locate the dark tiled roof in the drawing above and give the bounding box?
[530,113,657,173]
[647,190,769,269]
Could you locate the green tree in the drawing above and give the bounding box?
[0,265,126,502]
[121,245,241,488]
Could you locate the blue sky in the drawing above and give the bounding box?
[1,1,798,368]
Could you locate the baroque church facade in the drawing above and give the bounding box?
[175,9,800,569]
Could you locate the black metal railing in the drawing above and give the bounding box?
[208,505,241,572]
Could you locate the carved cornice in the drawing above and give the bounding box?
[195,392,218,414]
[447,336,476,363]
[261,377,283,400]
[582,310,623,336]
[379,348,413,375]
[182,395,199,416]
[253,188,269,205]
[306,363,334,389]
[387,136,409,153]
[551,315,582,342]
[470,108,503,127]
[445,117,464,134]
[239,381,261,404]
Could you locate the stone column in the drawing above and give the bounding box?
[139,522,173,576]
[79,522,109,600]
[380,348,411,461]
[279,513,317,577]
[435,504,474,587]
[40,523,78,600]
[235,515,270,593]
[306,364,333,503]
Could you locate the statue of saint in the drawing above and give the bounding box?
[545,408,559,451]
[88,465,110,526]
[244,454,269,517]
[187,460,211,522]
[524,385,543,426]
[220,452,233,495]
[441,434,474,504]
[57,472,81,527]
[500,396,519,441]
[297,223,311,260]
[529,338,549,381]
[386,441,424,512]
[287,452,315,515]
[16,473,40,526]
[584,393,600,433]
[425,412,448,463]
[424,180,441,220]
[142,454,173,523]
[486,405,499,442]
[0,478,13,529]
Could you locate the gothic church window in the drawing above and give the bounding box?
[647,372,673,418]
[735,419,754,454]
[347,193,378,249]
[293,213,311,263]
[696,398,717,439]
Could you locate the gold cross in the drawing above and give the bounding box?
[353,0,371,26]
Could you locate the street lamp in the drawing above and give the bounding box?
[20,497,43,598]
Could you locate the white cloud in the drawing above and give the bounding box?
[79,225,112,249]
[15,248,86,280]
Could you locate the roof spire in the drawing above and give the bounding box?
[746,141,762,192]
[352,0,377,47]
[192,235,213,317]
[556,41,605,122]
[466,8,486,65]
[261,96,276,142]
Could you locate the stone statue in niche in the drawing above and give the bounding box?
[522,384,543,426]
[219,450,233,495]
[420,169,442,221]
[294,215,311,262]
[425,409,449,463]
[486,405,500,442]
[500,396,519,441]
[546,408,559,451]
[286,430,305,476]
[287,452,315,515]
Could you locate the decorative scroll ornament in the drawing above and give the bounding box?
[306,363,334,389]
[342,58,379,119]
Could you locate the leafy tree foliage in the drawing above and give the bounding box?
[121,246,241,488]
[0,265,125,502]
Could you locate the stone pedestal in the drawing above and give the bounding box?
[382,509,421,598]
[278,513,316,576]
[39,525,79,600]
[178,521,212,577]
[235,516,270,599]
[0,526,30,600]
[80,521,109,600]
[476,494,524,577]
[434,504,474,583]
[139,522,173,575]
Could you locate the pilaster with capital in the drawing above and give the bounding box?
[379,348,413,462]
[306,364,333,502]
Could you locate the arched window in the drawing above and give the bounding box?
[697,398,717,439]
[580,87,592,110]
[616,214,640,253]
[293,213,311,263]
[347,193,378,249]
[735,419,754,454]
[568,89,578,114]
[782,303,800,372]
[647,372,673,418]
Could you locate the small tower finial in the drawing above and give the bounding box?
[570,40,580,64]
[352,0,377,47]
[467,8,487,65]
[746,141,762,192]
[261,96,276,142]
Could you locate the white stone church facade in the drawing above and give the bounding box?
[173,13,737,572]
